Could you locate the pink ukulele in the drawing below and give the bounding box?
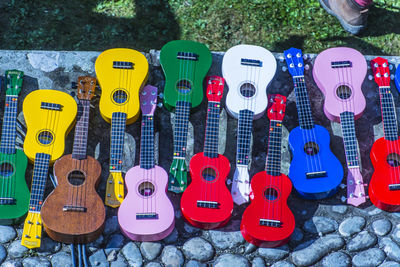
[118,85,175,241]
[313,47,367,206]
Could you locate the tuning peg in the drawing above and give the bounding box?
[158,92,164,99]
[71,82,78,89]
[227,179,232,185]
[341,196,347,202]
[391,74,395,80]
[282,66,287,72]
[368,75,373,81]
[69,91,76,97]
[340,183,347,189]
[389,64,394,70]
[157,103,163,108]
[305,64,310,71]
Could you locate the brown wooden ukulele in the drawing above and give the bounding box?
[41,77,105,244]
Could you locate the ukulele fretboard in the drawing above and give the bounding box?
[29,153,50,212]
[204,101,221,158]
[72,100,90,159]
[0,95,19,154]
[340,111,360,168]
[266,120,283,176]
[379,87,398,141]
[173,101,191,158]
[293,76,314,130]
[140,115,155,169]
[110,112,127,172]
[236,109,254,166]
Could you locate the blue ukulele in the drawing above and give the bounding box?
[284,47,343,199]
[396,64,400,92]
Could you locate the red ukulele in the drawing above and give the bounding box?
[241,94,295,247]
[180,76,233,229]
[369,57,400,211]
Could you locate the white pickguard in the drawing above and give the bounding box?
[222,44,277,205]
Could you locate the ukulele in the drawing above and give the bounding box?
[284,48,343,199]
[0,70,30,225]
[313,47,367,206]
[95,48,149,207]
[222,44,277,205]
[369,57,400,211]
[396,63,400,92]
[41,77,105,243]
[241,94,295,248]
[181,76,233,229]
[160,40,212,193]
[118,85,175,241]
[21,89,77,249]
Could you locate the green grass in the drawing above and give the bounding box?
[0,0,399,55]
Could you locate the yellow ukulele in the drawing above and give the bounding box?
[21,89,77,249]
[95,48,149,208]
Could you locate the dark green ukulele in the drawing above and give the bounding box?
[0,70,29,225]
[160,40,212,193]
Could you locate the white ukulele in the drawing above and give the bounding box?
[222,44,277,205]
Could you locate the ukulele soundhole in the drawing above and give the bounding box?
[304,142,319,156]
[139,182,155,197]
[0,162,14,177]
[387,153,400,167]
[113,89,128,104]
[37,130,54,145]
[201,167,217,182]
[264,187,278,201]
[68,170,86,186]
[176,80,192,94]
[240,83,256,98]
[336,85,352,100]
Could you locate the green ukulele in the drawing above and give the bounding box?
[160,40,212,193]
[0,70,29,225]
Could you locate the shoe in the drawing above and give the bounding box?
[319,0,370,35]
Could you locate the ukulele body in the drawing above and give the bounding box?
[118,165,175,241]
[288,125,343,199]
[241,171,295,248]
[181,152,232,229]
[41,154,105,244]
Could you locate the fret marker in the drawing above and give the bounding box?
[39,201,42,205]
[119,160,122,164]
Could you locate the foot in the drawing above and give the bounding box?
[319,0,370,35]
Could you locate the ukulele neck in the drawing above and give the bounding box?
[72,100,91,159]
[339,111,360,168]
[110,112,127,172]
[173,101,191,159]
[379,87,398,141]
[29,153,51,212]
[293,76,315,129]
[204,101,221,158]
[0,95,19,154]
[236,109,254,166]
[140,114,155,169]
[266,120,283,176]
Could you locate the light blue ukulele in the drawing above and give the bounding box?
[284,47,343,199]
[396,64,400,92]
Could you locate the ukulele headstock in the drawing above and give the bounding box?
[5,70,24,96]
[140,85,158,115]
[21,212,42,249]
[371,57,391,87]
[77,76,96,100]
[206,76,225,102]
[267,94,287,122]
[284,48,304,77]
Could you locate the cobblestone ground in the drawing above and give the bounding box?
[0,50,399,267]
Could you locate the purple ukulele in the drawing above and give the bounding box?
[313,47,367,206]
[118,85,175,241]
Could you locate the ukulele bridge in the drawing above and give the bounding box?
[113,61,134,69]
[241,58,262,67]
[331,61,352,68]
[389,184,400,191]
[136,212,158,220]
[41,102,62,111]
[306,171,327,179]
[0,197,16,205]
[197,200,219,209]
[177,52,198,61]
[63,205,87,212]
[259,219,283,228]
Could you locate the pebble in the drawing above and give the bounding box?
[7,241,28,259]
[346,231,377,252]
[163,228,179,244]
[352,248,385,267]
[372,219,392,236]
[182,237,214,262]
[252,257,265,267]
[291,234,344,266]
[339,216,366,237]
[213,254,250,267]
[332,205,348,214]
[89,249,108,267]
[244,243,257,254]
[209,230,245,249]
[0,226,16,243]
[303,216,338,235]
[291,228,303,242]
[271,261,295,267]
[186,260,206,267]
[161,245,184,267]
[37,237,62,256]
[88,235,104,252]
[110,253,128,267]
[140,242,162,261]
[121,242,143,267]
[391,225,400,244]
[107,250,118,261]
[21,257,50,267]
[0,245,5,264]
[379,262,400,267]
[1,260,21,267]
[145,263,162,267]
[321,252,351,267]
[104,216,119,236]
[379,237,400,262]
[183,223,201,234]
[50,252,73,267]
[258,244,289,261]
[106,234,125,250]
